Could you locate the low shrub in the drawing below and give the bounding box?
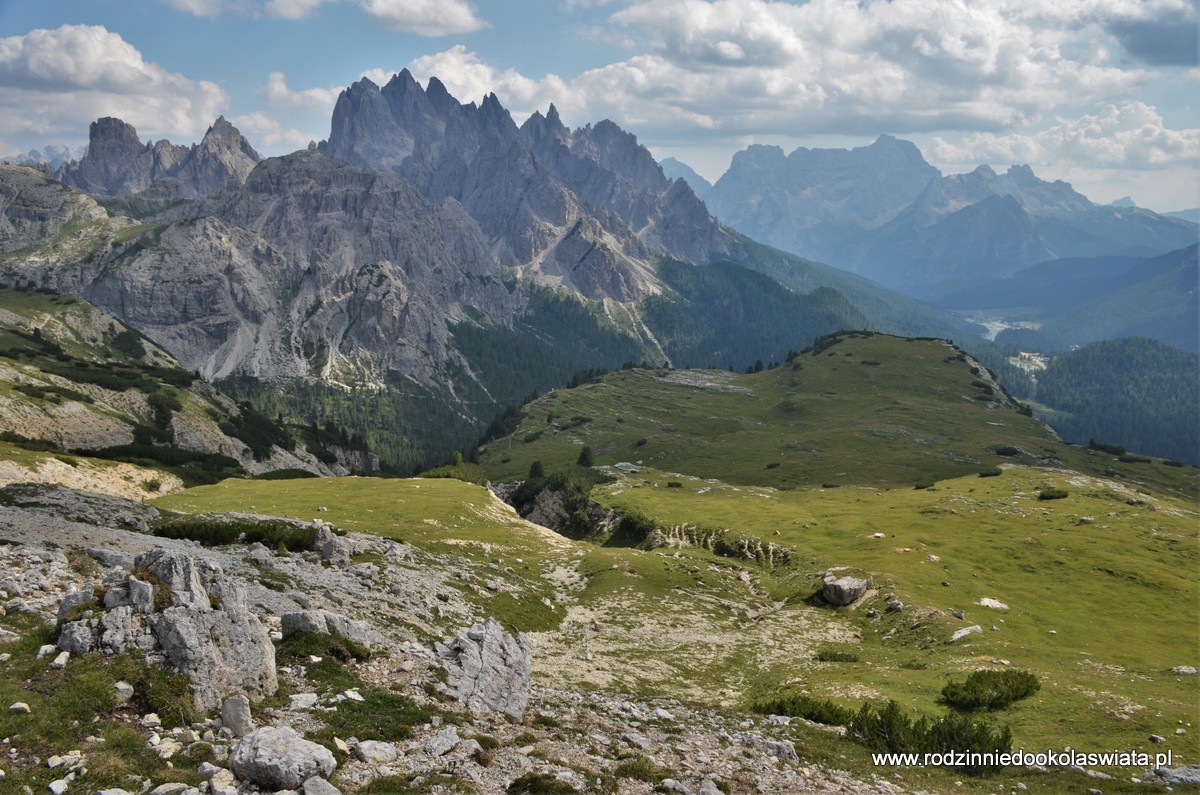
[753,692,854,726]
[847,700,1012,775]
[153,515,316,551]
[978,467,1002,477]
[1037,488,1068,501]
[815,647,861,663]
[613,754,672,782]
[506,774,578,794]
[941,669,1040,711]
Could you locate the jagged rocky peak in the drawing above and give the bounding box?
[57,116,260,199]
[327,70,519,172]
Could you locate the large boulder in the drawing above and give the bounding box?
[230,726,336,789]
[436,617,531,720]
[55,549,277,712]
[822,568,872,607]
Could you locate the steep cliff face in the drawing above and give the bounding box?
[2,155,519,388]
[0,165,113,254]
[322,71,740,300]
[57,117,261,199]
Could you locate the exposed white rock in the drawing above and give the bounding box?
[229,726,336,790]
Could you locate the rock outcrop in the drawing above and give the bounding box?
[55,548,277,711]
[436,617,531,720]
[280,609,380,647]
[57,116,260,199]
[322,71,742,300]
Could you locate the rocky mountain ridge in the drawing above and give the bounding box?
[56,116,261,200]
[696,137,1197,296]
[321,70,741,300]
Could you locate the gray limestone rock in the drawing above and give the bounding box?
[220,694,254,737]
[354,739,398,763]
[302,778,342,795]
[822,569,872,607]
[436,617,531,720]
[280,610,378,647]
[1144,765,1200,785]
[57,621,94,656]
[229,726,336,790]
[422,727,460,757]
[61,550,276,712]
[314,524,351,566]
[56,589,96,622]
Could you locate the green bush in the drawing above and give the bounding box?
[613,754,672,782]
[506,774,578,794]
[941,669,1040,711]
[753,692,854,726]
[847,700,1012,775]
[815,647,860,663]
[978,467,1003,477]
[1037,488,1068,501]
[153,515,316,551]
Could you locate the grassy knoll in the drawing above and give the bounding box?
[478,333,1198,499]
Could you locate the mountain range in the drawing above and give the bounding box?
[2,71,1194,468]
[676,136,1196,298]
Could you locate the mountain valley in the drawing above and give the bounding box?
[0,64,1196,795]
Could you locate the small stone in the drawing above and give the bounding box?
[141,713,161,728]
[288,694,319,710]
[302,779,341,795]
[353,740,397,764]
[621,731,651,750]
[949,625,982,643]
[150,784,189,795]
[197,763,222,778]
[50,651,69,669]
[113,681,134,703]
[49,780,69,795]
[1150,734,1167,743]
[978,597,1009,610]
[37,644,56,658]
[951,609,964,620]
[220,695,254,737]
[155,739,183,759]
[423,727,460,757]
[9,702,30,714]
[209,770,236,790]
[1177,729,1187,735]
[1048,629,1057,635]
[333,738,349,754]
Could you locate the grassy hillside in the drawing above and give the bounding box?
[148,464,1199,788]
[478,332,1198,498]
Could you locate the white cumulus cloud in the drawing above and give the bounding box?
[930,103,1200,170]
[0,24,227,142]
[162,0,486,35]
[264,71,342,111]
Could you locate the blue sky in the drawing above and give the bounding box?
[1,0,1197,210]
